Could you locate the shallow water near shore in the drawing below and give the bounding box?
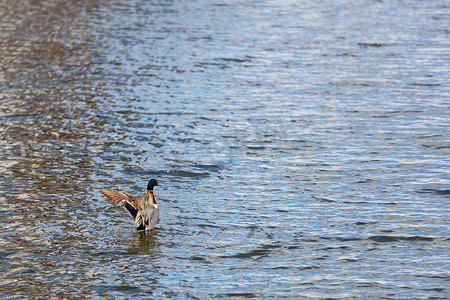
[0,0,449,298]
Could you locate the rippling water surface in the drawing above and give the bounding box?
[1,0,449,298]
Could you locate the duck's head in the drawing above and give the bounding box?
[147,179,159,191]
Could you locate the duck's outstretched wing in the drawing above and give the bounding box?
[99,190,141,222]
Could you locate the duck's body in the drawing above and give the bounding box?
[136,190,159,231]
[100,179,160,231]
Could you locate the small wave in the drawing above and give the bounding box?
[0,251,15,258]
[311,196,336,203]
[220,292,256,298]
[220,244,283,260]
[0,113,42,119]
[159,170,210,178]
[415,189,450,195]
[358,42,390,48]
[409,82,441,87]
[215,57,252,63]
[123,168,210,178]
[370,235,434,243]
[190,255,208,262]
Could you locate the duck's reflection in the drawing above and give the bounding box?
[129,230,160,253]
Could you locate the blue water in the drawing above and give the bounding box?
[0,0,449,298]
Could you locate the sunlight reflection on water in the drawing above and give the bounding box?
[0,0,449,298]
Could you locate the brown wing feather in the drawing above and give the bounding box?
[99,190,139,208]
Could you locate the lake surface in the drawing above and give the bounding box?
[0,0,449,298]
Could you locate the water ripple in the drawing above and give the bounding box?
[0,0,448,299]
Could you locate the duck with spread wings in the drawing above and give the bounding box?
[100,179,160,231]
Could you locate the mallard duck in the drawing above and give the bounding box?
[100,179,160,231]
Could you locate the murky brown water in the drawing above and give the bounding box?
[1,0,449,298]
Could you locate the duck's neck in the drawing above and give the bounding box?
[146,190,157,204]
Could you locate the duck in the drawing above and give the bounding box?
[100,179,160,231]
